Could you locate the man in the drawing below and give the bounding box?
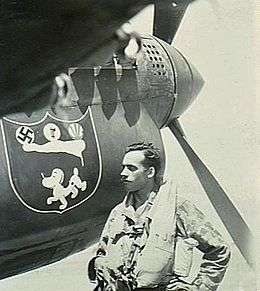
[89,142,231,291]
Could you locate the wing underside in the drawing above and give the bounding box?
[153,1,195,43]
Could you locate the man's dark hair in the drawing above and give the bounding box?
[126,142,164,191]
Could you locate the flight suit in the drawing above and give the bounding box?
[90,183,231,291]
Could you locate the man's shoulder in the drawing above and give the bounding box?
[176,197,205,221]
[156,182,194,209]
[176,196,196,210]
[108,200,125,216]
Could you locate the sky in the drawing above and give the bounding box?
[0,1,258,290]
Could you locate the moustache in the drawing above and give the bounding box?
[121,178,130,183]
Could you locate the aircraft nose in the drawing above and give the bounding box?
[189,62,204,105]
[168,47,204,119]
[153,37,204,122]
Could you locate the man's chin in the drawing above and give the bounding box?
[122,182,134,192]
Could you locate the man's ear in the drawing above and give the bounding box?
[147,167,155,179]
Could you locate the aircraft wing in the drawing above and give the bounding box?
[153,0,197,44]
[0,0,155,117]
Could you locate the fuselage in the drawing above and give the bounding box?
[0,35,203,279]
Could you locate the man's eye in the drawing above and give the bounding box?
[128,166,137,171]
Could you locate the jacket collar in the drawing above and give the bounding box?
[120,191,157,222]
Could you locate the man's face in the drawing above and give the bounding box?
[120,150,151,192]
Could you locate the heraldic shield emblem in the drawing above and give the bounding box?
[1,108,102,214]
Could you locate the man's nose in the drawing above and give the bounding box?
[121,168,128,177]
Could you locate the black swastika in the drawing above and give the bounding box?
[17,127,34,143]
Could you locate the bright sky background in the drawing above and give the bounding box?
[0,1,258,290]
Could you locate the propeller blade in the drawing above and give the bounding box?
[153,1,191,43]
[168,119,254,269]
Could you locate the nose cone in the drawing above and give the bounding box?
[169,47,204,119]
[189,62,204,105]
[154,37,204,121]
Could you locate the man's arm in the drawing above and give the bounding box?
[176,199,231,291]
[88,208,118,282]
